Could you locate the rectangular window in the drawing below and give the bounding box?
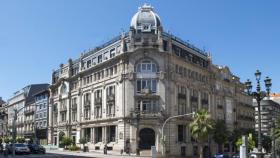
[87,60,91,68]
[110,48,115,58]
[178,125,186,142]
[136,79,157,93]
[95,127,102,142]
[98,55,102,63]
[137,80,141,92]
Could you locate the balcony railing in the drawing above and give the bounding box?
[24,108,35,115]
[217,105,223,109]
[60,105,67,112]
[94,98,102,105]
[72,103,77,110]
[84,100,91,107]
[107,94,115,102]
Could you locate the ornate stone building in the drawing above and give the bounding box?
[48,4,254,157]
[6,84,49,140]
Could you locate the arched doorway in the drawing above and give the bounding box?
[139,128,155,150]
[58,131,65,148]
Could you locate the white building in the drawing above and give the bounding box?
[48,4,253,157]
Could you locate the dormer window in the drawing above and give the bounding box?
[60,83,67,94]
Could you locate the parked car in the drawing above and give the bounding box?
[27,144,46,154]
[213,153,229,158]
[232,153,240,158]
[8,143,30,154]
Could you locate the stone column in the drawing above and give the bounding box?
[91,127,95,144]
[198,91,202,109]
[186,88,191,113]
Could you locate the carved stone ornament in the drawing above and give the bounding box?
[159,71,165,80]
[128,72,135,81]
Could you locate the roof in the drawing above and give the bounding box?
[270,93,280,97]
[25,84,49,104]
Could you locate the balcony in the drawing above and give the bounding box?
[24,108,35,115]
[24,120,33,124]
[72,103,77,110]
[201,99,208,105]
[60,105,67,112]
[141,88,152,95]
[94,98,102,105]
[24,130,34,135]
[84,100,91,107]
[178,93,186,99]
[107,94,115,102]
[191,97,198,102]
[217,105,223,109]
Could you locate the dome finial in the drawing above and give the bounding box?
[130,4,161,33]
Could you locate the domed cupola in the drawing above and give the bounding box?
[130,4,161,33]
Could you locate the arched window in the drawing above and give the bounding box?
[60,83,67,94]
[136,59,157,73]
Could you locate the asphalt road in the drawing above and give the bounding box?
[0,153,92,158]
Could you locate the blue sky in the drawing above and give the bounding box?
[0,0,279,100]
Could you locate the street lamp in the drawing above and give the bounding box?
[129,108,140,156]
[161,112,195,156]
[245,70,272,158]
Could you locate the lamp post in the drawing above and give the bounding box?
[245,70,272,158]
[271,120,276,158]
[130,108,140,156]
[161,112,195,156]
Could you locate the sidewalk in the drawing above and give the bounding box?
[46,149,151,158]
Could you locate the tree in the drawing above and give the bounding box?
[213,120,229,153]
[190,109,214,158]
[79,138,87,152]
[4,137,11,144]
[235,133,255,152]
[16,137,25,143]
[61,137,73,149]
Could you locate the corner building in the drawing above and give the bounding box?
[48,4,254,157]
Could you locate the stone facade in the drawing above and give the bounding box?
[6,84,49,141]
[34,89,49,145]
[254,99,280,136]
[47,4,254,157]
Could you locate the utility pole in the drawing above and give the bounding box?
[12,106,24,158]
[12,109,17,158]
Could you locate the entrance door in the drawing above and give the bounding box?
[181,146,186,156]
[139,128,155,150]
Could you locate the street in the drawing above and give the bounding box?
[0,153,92,158]
[0,150,150,158]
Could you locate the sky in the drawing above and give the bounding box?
[0,0,279,100]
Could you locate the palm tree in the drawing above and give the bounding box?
[190,109,214,158]
[213,120,229,153]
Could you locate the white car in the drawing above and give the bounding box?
[14,143,30,154]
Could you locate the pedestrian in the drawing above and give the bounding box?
[103,144,107,155]
[3,143,8,158]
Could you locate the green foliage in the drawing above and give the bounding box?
[190,109,214,143]
[235,133,255,151]
[0,137,2,144]
[4,137,11,143]
[69,145,81,151]
[213,120,229,153]
[79,138,87,145]
[16,137,25,143]
[189,109,214,158]
[61,137,73,149]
